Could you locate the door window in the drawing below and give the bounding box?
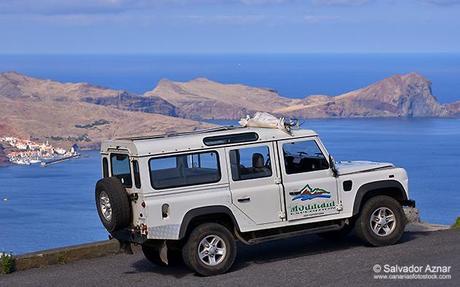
[283,140,329,174]
[229,145,272,181]
[110,153,132,187]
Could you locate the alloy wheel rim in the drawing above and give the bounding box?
[369,207,396,237]
[99,191,112,221]
[197,235,226,266]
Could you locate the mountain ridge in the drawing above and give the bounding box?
[0,71,459,149]
[146,72,456,119]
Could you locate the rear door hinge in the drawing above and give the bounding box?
[129,193,139,202]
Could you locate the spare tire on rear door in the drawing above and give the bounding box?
[95,177,132,232]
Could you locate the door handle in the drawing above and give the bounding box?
[237,197,251,203]
[289,191,301,196]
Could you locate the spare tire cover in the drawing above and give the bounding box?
[95,177,131,232]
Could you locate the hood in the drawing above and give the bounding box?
[335,161,394,176]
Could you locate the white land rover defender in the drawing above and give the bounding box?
[95,125,415,276]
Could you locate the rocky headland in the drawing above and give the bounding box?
[146,73,457,119]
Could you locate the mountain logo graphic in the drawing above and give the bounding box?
[292,184,331,201]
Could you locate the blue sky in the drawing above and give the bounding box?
[1,0,459,53]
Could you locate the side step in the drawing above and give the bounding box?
[236,222,345,245]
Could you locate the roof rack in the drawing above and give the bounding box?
[115,125,243,141]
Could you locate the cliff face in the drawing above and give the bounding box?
[81,92,177,116]
[280,73,448,118]
[147,73,452,119]
[0,72,210,148]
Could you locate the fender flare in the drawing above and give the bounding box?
[178,205,240,239]
[352,180,408,216]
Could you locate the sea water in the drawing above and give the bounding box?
[0,119,459,255]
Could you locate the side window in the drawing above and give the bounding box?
[102,157,109,178]
[283,140,329,174]
[229,145,272,181]
[149,151,220,189]
[132,160,141,189]
[110,154,132,187]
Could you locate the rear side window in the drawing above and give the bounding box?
[110,153,132,187]
[132,160,141,189]
[149,151,221,189]
[229,145,272,181]
[283,140,329,174]
[102,158,109,178]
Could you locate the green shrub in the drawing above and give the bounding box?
[0,252,16,274]
[57,252,67,265]
[452,217,460,229]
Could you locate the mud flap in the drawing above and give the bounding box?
[159,240,169,265]
[118,240,134,254]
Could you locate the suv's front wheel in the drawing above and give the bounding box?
[354,195,406,246]
[182,223,237,276]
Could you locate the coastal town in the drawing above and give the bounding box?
[0,136,80,166]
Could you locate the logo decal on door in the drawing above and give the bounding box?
[292,184,331,201]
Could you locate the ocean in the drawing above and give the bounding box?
[1,119,459,255]
[0,54,459,255]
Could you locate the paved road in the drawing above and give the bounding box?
[1,229,459,287]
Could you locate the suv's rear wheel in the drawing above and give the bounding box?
[354,195,406,246]
[182,223,237,276]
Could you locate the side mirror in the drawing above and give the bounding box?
[329,154,338,177]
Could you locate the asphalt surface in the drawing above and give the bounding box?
[1,229,459,287]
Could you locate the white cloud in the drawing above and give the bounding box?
[304,14,339,23]
[0,0,300,16]
[312,0,369,6]
[418,0,460,5]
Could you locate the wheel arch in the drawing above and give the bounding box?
[352,180,408,216]
[178,206,240,240]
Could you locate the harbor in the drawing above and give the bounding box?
[0,136,80,166]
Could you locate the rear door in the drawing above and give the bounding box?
[277,137,339,221]
[226,142,284,225]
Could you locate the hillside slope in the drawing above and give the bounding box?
[145,77,298,119]
[146,73,454,119]
[0,72,209,148]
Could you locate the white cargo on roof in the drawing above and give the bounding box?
[100,126,317,157]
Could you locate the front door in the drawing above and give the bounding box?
[226,142,283,225]
[277,137,339,221]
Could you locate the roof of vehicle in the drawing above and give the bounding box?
[100,126,318,157]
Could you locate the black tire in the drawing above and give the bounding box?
[95,177,131,232]
[354,195,406,247]
[318,222,354,240]
[142,243,182,267]
[182,223,237,276]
